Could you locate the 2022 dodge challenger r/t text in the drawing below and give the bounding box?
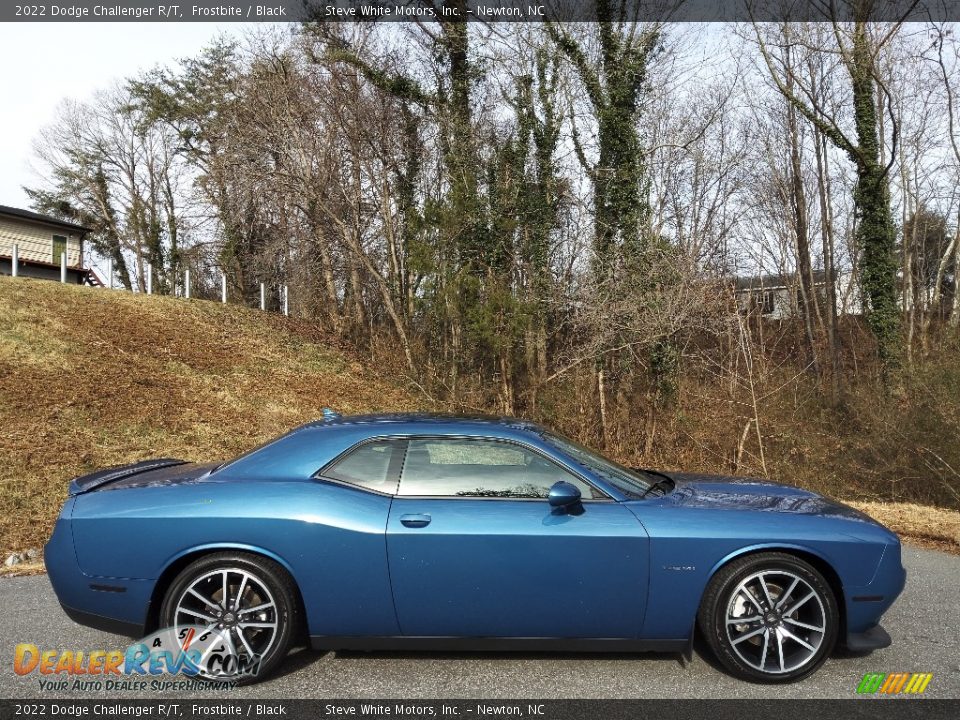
[45,412,906,684]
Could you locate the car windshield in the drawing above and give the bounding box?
[541,432,655,499]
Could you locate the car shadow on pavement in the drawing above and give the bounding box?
[266,646,328,680]
[268,632,871,682]
[333,649,685,663]
[275,646,692,671]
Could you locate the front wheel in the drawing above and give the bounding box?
[159,552,299,684]
[697,552,839,683]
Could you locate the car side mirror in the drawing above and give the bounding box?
[548,481,582,511]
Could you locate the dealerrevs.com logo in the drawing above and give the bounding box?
[13,625,259,691]
[857,673,934,695]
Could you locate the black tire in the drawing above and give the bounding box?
[159,551,300,684]
[697,552,839,683]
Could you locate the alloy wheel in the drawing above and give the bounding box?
[725,569,828,675]
[172,567,280,672]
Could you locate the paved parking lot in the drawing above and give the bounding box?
[1,545,957,699]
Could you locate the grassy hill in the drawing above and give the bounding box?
[0,277,419,553]
[1,276,958,562]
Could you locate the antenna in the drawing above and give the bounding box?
[321,408,341,421]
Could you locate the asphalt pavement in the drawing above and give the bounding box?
[1,545,957,700]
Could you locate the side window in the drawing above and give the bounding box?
[322,440,402,494]
[398,438,602,499]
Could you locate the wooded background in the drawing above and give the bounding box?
[24,11,960,509]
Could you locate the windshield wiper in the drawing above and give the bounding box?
[639,476,675,498]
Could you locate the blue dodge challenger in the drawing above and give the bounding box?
[45,412,905,684]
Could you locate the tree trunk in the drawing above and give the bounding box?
[813,123,842,400]
[785,61,821,376]
[950,232,960,329]
[850,18,900,365]
[597,365,609,449]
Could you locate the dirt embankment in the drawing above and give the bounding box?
[2,276,957,569]
[0,277,419,553]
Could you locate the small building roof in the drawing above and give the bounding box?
[0,204,90,234]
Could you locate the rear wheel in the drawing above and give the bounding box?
[159,552,298,684]
[697,552,838,683]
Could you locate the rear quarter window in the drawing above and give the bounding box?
[322,440,402,494]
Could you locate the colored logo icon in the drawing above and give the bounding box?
[857,673,933,695]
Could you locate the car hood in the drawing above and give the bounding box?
[658,471,879,525]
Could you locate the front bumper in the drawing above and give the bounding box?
[846,623,892,652]
[842,541,906,651]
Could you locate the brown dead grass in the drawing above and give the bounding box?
[849,501,960,553]
[0,277,420,553]
[2,277,958,561]
[0,561,45,577]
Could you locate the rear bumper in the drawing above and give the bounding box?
[45,504,151,638]
[846,623,891,652]
[60,605,142,638]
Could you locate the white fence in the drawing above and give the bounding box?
[7,242,290,317]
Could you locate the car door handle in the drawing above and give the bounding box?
[400,513,431,528]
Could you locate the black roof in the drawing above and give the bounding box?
[299,412,544,433]
[0,205,89,234]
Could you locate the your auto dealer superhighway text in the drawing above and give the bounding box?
[22,5,287,18]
